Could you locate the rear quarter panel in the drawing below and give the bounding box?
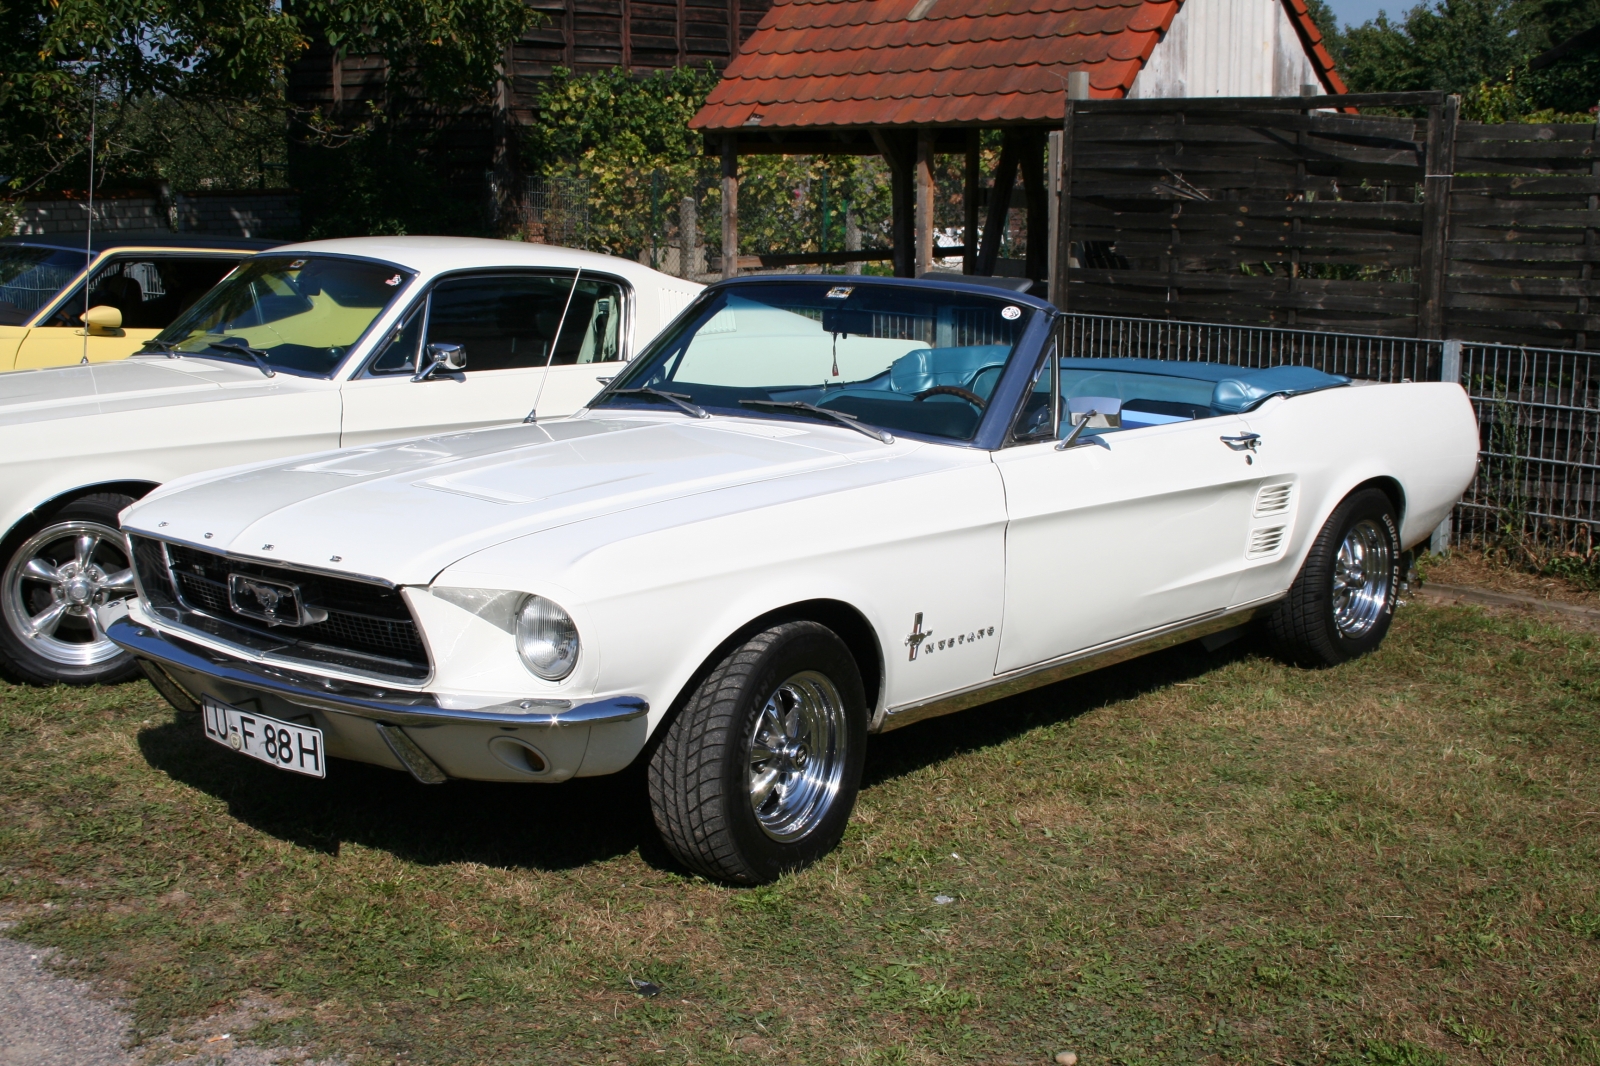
[1234,381,1479,606]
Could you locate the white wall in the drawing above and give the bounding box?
[1128,0,1324,98]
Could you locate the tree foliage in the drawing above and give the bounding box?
[524,67,897,263]
[1331,0,1600,118]
[0,0,532,201]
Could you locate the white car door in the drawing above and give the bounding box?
[991,376,1264,674]
[339,270,627,447]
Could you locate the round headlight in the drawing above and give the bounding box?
[515,595,580,681]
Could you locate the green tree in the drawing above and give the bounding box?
[1334,0,1600,117]
[1,0,532,224]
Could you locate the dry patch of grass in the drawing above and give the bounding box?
[2,603,1598,1065]
[1423,549,1600,607]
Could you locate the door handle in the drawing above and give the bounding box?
[1220,432,1260,451]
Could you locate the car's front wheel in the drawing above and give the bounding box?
[648,621,869,884]
[0,493,142,686]
[1264,487,1401,666]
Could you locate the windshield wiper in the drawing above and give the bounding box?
[738,399,894,444]
[137,339,184,358]
[204,337,275,378]
[605,387,709,419]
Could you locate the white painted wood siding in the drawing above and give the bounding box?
[1128,0,1324,98]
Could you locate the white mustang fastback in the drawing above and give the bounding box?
[109,275,1480,884]
[0,236,699,686]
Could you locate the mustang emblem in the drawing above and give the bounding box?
[228,574,325,627]
[905,612,932,661]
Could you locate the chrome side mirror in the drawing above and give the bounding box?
[412,341,466,382]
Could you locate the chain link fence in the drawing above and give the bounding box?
[1060,313,1600,562]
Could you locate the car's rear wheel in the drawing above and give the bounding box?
[1264,487,1401,666]
[648,621,868,884]
[0,493,142,686]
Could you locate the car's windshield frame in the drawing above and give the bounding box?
[142,251,418,379]
[591,276,1054,449]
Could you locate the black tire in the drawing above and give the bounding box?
[1264,487,1401,667]
[0,492,142,686]
[648,621,869,885]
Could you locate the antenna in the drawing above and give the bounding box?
[81,63,97,365]
[523,268,583,422]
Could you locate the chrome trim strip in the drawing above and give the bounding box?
[141,607,435,689]
[375,724,449,784]
[148,535,398,589]
[109,617,648,728]
[875,596,1285,733]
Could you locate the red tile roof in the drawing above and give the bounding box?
[692,0,1348,131]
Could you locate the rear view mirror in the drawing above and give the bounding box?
[822,308,874,336]
[412,341,467,382]
[80,305,122,334]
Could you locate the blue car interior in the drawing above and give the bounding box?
[1033,358,1350,437]
[784,349,1348,441]
[787,344,1011,439]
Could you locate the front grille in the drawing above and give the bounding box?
[132,537,428,681]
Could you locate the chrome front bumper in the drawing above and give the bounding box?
[109,617,649,784]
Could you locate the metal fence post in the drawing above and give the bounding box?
[1440,337,1462,383]
[1430,337,1463,553]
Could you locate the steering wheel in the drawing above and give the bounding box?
[913,385,987,409]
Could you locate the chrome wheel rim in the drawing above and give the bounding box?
[2,520,135,667]
[747,670,847,843]
[1331,518,1392,639]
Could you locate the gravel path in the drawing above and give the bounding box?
[0,934,137,1066]
[0,927,337,1066]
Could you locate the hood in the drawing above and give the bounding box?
[0,356,285,428]
[122,415,927,585]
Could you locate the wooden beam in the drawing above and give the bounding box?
[1417,94,1459,339]
[721,136,739,280]
[977,133,1018,276]
[1022,129,1048,283]
[915,129,935,276]
[873,130,916,277]
[1050,100,1075,310]
[963,129,980,275]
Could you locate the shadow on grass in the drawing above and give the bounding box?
[862,633,1259,790]
[134,634,1259,875]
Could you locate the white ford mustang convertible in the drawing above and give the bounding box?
[109,275,1479,884]
[0,236,698,686]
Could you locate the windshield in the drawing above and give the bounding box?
[596,281,1034,442]
[0,246,86,326]
[150,255,411,376]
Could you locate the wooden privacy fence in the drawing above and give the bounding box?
[1061,312,1600,556]
[1055,92,1600,350]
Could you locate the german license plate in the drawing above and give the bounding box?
[201,696,326,778]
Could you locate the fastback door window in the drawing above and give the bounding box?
[549,278,624,364]
[42,256,243,329]
[369,272,601,375]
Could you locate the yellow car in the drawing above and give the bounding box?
[0,235,282,370]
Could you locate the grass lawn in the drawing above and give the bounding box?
[1,602,1597,1066]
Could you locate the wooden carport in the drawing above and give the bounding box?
[690,0,1347,292]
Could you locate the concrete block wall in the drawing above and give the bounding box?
[12,192,300,240]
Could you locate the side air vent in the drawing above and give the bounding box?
[1255,483,1293,517]
[1248,525,1287,558]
